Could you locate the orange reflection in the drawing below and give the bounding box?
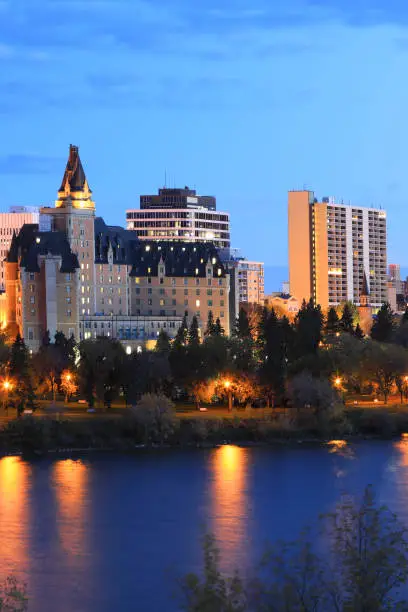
[395,437,408,467]
[52,459,89,563]
[210,445,249,570]
[0,457,30,574]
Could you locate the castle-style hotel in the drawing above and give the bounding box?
[5,146,231,352]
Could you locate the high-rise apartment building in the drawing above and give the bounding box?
[0,207,39,289]
[288,191,387,310]
[126,186,230,249]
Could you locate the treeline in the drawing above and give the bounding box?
[1,299,408,413]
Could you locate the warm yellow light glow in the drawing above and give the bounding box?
[3,379,12,391]
[224,380,231,389]
[334,377,342,387]
[53,459,89,562]
[210,445,249,568]
[404,376,408,383]
[0,457,30,570]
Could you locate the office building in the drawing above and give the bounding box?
[5,146,230,351]
[0,207,39,289]
[126,186,230,249]
[288,191,387,310]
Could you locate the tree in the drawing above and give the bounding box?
[340,302,355,334]
[130,393,177,444]
[78,338,126,409]
[214,318,224,337]
[188,316,200,347]
[173,315,188,349]
[354,323,365,340]
[363,342,408,403]
[293,299,324,358]
[179,533,246,612]
[251,486,408,611]
[9,334,37,415]
[156,329,171,354]
[0,575,28,611]
[60,370,78,403]
[325,307,340,338]
[371,302,394,343]
[288,371,342,418]
[234,308,252,339]
[205,311,216,337]
[259,309,286,405]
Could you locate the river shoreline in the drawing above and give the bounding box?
[0,408,406,458]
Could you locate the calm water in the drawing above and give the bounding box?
[1,441,408,611]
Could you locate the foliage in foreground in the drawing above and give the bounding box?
[179,487,408,611]
[0,576,27,612]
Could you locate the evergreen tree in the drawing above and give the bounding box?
[214,318,224,336]
[259,309,286,405]
[188,316,200,347]
[156,329,171,354]
[173,315,188,349]
[354,323,365,340]
[42,330,51,347]
[325,307,340,337]
[340,303,355,334]
[256,306,269,356]
[234,307,251,339]
[402,306,408,325]
[294,299,324,357]
[205,311,216,337]
[371,302,394,343]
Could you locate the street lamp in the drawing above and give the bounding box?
[2,379,12,415]
[224,380,232,412]
[334,377,342,388]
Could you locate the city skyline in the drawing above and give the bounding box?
[1,0,408,273]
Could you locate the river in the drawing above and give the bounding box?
[0,440,408,611]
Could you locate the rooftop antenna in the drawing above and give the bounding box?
[164,170,167,188]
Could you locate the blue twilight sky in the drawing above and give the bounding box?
[1,0,408,291]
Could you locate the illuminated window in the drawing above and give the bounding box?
[196,299,200,307]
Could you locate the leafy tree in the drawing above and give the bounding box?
[340,302,355,334]
[60,370,78,403]
[288,371,342,418]
[78,338,125,409]
[130,393,177,444]
[9,334,37,415]
[371,302,394,343]
[55,331,76,369]
[188,316,200,347]
[363,341,407,403]
[179,533,246,612]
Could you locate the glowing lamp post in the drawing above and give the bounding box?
[2,380,12,415]
[224,380,232,412]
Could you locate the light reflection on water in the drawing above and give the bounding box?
[0,457,30,577]
[52,459,89,565]
[209,445,250,570]
[2,444,408,610]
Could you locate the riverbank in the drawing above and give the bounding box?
[1,406,408,456]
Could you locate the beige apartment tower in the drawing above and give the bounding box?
[288,191,387,310]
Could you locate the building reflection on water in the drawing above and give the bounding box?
[52,459,89,565]
[210,445,250,570]
[0,457,31,574]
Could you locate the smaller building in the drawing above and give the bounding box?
[0,207,40,289]
[127,186,230,249]
[5,224,80,351]
[264,293,300,320]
